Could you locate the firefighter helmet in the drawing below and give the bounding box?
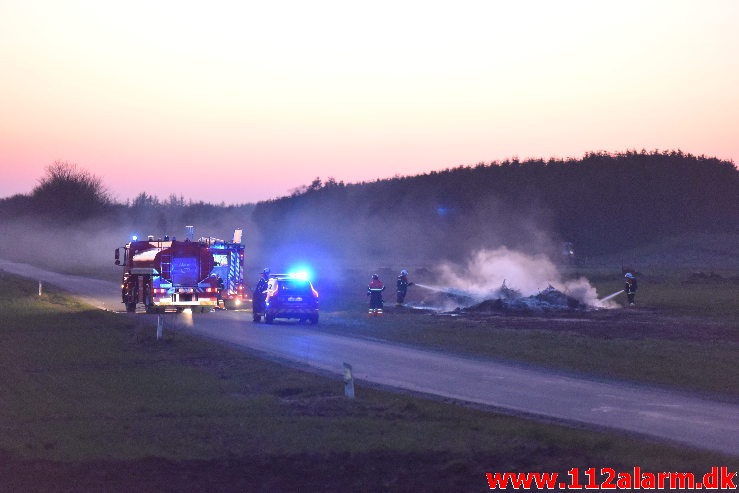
[625,272,634,279]
[400,270,408,276]
[372,274,379,280]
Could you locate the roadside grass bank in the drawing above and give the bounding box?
[0,251,121,283]
[316,277,738,398]
[0,272,735,491]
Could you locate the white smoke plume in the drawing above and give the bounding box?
[434,247,613,308]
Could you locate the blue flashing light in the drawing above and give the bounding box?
[287,265,313,281]
[132,235,138,241]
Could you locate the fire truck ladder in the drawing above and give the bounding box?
[160,252,172,281]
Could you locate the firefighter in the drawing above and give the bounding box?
[624,272,638,306]
[252,268,270,321]
[396,269,414,305]
[367,274,385,316]
[216,275,225,306]
[212,274,225,305]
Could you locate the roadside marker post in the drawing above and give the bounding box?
[343,362,355,399]
[156,315,163,340]
[38,281,42,296]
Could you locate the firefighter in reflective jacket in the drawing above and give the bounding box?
[624,272,638,306]
[396,269,414,305]
[367,274,385,316]
[252,268,270,322]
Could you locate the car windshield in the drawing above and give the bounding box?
[277,279,312,295]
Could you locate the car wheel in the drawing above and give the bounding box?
[309,314,319,325]
[253,313,261,322]
[265,313,274,324]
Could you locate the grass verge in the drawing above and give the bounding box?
[0,271,735,492]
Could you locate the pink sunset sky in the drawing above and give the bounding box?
[1,0,737,204]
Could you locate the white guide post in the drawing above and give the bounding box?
[343,362,355,399]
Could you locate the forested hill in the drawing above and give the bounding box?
[253,151,738,267]
[0,151,735,274]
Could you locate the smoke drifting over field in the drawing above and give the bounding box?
[0,211,256,282]
[3,151,736,297]
[0,162,258,282]
[434,247,609,308]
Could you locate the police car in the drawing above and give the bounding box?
[263,274,319,324]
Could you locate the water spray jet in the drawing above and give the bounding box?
[598,290,624,303]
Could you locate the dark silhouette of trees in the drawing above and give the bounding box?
[1,152,736,265]
[253,150,738,259]
[30,161,111,220]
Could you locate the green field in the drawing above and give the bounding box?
[0,272,736,491]
[313,274,739,398]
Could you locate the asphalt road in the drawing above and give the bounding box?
[2,259,738,456]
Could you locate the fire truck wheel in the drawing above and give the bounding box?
[126,302,137,313]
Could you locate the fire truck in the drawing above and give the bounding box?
[203,230,249,309]
[114,227,248,313]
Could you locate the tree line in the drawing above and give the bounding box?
[1,151,736,268]
[252,150,738,262]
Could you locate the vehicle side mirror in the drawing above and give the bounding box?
[114,248,120,265]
